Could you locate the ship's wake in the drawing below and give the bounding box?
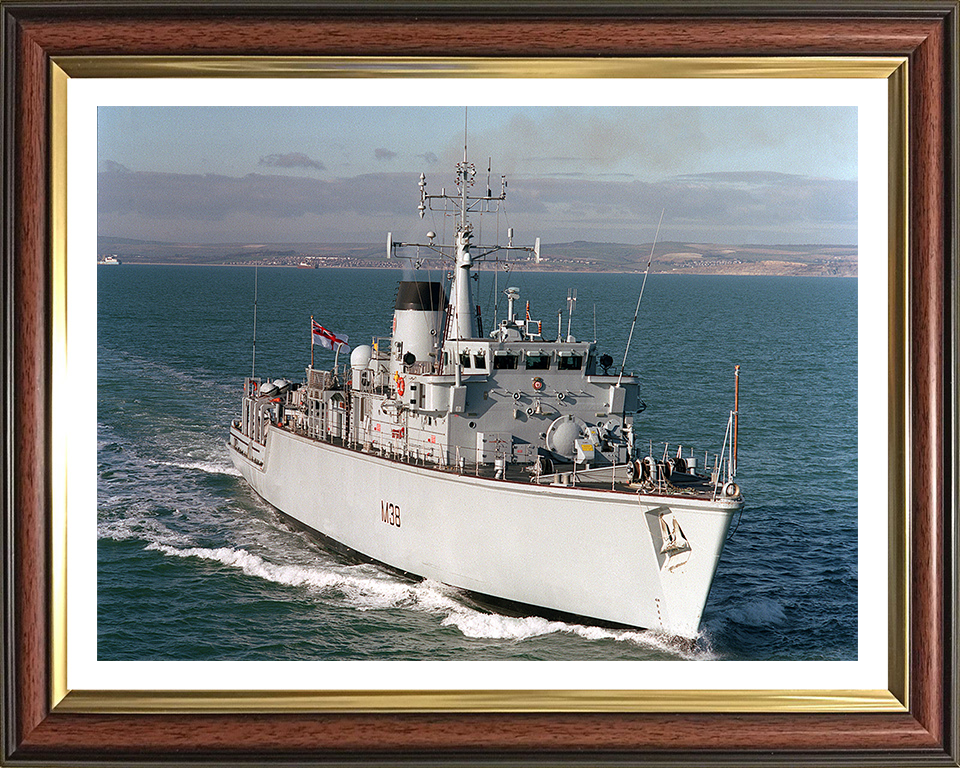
[437,605,709,659]
[157,459,242,477]
[99,507,711,660]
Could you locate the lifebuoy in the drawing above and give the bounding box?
[396,375,405,397]
[532,377,545,391]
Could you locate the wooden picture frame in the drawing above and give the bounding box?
[2,2,957,764]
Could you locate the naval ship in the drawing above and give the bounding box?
[228,153,743,639]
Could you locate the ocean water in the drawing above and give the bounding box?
[97,265,857,661]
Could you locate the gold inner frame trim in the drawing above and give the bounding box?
[55,688,906,715]
[50,62,70,709]
[54,55,904,79]
[49,55,909,715]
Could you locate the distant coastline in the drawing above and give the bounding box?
[97,237,858,278]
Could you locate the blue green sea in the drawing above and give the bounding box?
[97,266,857,661]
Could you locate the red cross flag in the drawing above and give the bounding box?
[311,319,350,351]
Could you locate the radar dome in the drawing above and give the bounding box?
[351,345,374,369]
[545,415,586,459]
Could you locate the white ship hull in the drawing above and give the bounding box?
[229,424,738,638]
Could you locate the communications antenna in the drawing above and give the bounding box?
[618,208,664,386]
[251,264,258,378]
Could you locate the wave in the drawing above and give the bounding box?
[723,598,787,628]
[142,541,708,658]
[158,459,241,477]
[439,609,708,659]
[98,516,196,548]
[100,344,242,397]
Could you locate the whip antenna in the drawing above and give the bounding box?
[618,208,664,386]
[251,264,258,378]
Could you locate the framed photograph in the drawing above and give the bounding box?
[2,2,957,765]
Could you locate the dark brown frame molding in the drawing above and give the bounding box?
[2,2,958,765]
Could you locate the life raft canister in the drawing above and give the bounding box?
[532,376,545,391]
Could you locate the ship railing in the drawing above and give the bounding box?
[635,437,733,496]
[361,431,458,468]
[711,410,736,501]
[289,420,635,487]
[355,427,631,484]
[400,361,434,376]
[536,462,632,489]
[307,366,346,391]
[371,337,393,362]
[350,427,505,475]
[351,369,376,393]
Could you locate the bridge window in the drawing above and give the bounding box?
[459,351,471,369]
[557,353,583,371]
[525,352,550,370]
[473,352,486,370]
[493,353,518,370]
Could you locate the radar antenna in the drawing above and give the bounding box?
[384,135,539,341]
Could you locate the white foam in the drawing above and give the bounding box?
[144,542,709,658]
[97,515,195,548]
[440,610,708,659]
[146,543,418,606]
[160,459,241,477]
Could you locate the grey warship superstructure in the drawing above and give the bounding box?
[228,153,743,639]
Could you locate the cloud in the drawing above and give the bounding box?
[375,148,397,161]
[97,168,856,245]
[497,171,857,244]
[462,107,857,182]
[419,152,439,164]
[517,171,856,225]
[258,152,325,171]
[98,170,413,221]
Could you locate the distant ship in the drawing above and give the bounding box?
[228,152,743,638]
[98,255,122,265]
[298,261,318,269]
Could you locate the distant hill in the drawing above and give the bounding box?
[98,236,177,246]
[96,236,857,277]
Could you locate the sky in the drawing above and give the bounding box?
[97,105,857,246]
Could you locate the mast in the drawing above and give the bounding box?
[733,364,740,476]
[387,139,537,342]
[251,264,258,377]
[450,227,477,339]
[451,146,478,339]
